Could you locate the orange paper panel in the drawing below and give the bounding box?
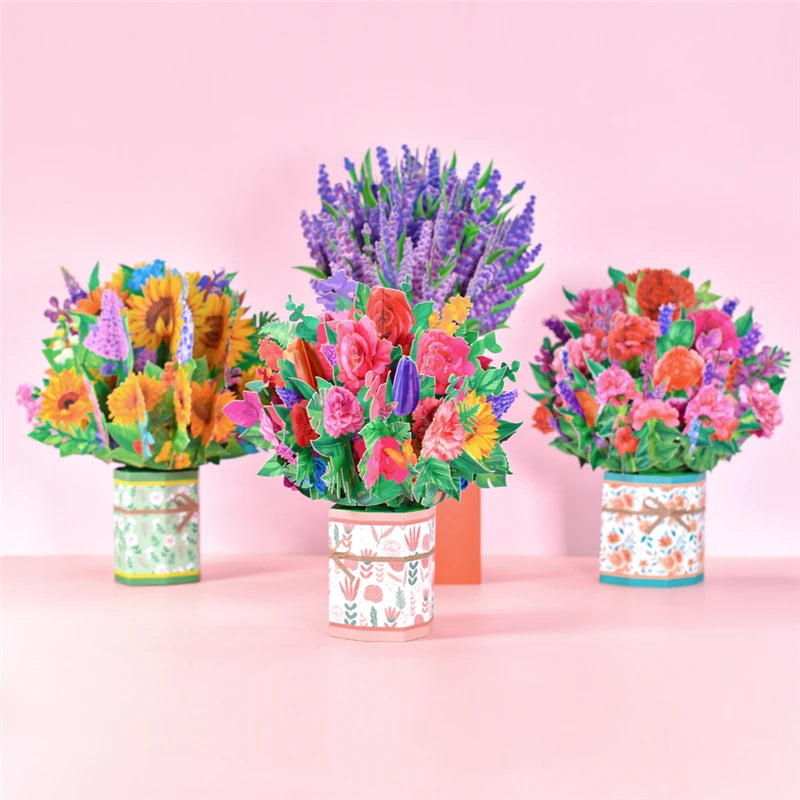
[435,484,481,584]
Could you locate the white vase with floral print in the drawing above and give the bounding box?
[328,506,436,641]
[113,467,200,586]
[600,472,705,587]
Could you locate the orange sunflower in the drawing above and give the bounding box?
[173,364,191,429]
[126,271,183,351]
[107,372,166,426]
[458,391,499,461]
[190,379,236,446]
[191,289,255,369]
[76,267,130,314]
[38,368,93,431]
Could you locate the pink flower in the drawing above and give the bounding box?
[411,397,442,438]
[16,383,41,423]
[323,386,364,438]
[595,365,638,406]
[364,436,410,487]
[335,315,393,392]
[739,379,782,438]
[629,398,681,431]
[686,385,739,441]
[225,391,281,446]
[567,287,625,334]
[420,401,465,461]
[417,329,475,393]
[689,309,739,356]
[363,584,383,603]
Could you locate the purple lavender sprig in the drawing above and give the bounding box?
[545,316,570,345]
[557,380,584,417]
[300,146,542,332]
[657,303,674,337]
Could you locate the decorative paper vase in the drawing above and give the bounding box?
[435,484,481,584]
[328,506,436,641]
[600,472,706,587]
[113,467,200,586]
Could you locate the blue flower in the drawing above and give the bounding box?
[128,259,165,291]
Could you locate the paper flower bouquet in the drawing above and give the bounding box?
[19,260,262,585]
[531,267,789,586]
[299,146,543,334]
[225,282,521,639]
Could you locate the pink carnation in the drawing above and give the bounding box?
[595,365,638,406]
[411,397,442,438]
[16,383,41,423]
[629,398,681,431]
[738,379,782,438]
[417,329,475,393]
[335,315,393,392]
[364,436,409,487]
[567,288,625,334]
[685,385,739,441]
[323,386,364,438]
[420,401,465,461]
[562,334,605,376]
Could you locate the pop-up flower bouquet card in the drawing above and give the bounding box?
[295,145,543,583]
[225,282,521,640]
[530,267,789,586]
[18,261,262,585]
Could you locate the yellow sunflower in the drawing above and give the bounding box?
[459,391,499,461]
[174,364,191,429]
[154,441,192,469]
[38,368,93,431]
[190,379,236,446]
[107,373,165,426]
[126,272,183,351]
[190,290,254,369]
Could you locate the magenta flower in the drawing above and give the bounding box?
[739,379,783,438]
[84,290,129,362]
[364,436,410,487]
[323,386,364,438]
[689,309,739,356]
[596,365,638,407]
[567,287,625,334]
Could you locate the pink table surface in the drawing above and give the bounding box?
[2,556,799,799]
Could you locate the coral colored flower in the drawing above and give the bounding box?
[739,379,783,438]
[322,386,363,438]
[634,269,696,320]
[286,337,332,390]
[567,287,625,334]
[607,312,660,362]
[421,401,466,461]
[258,339,283,370]
[365,286,415,352]
[335,315,393,392]
[613,426,639,454]
[608,549,633,569]
[575,390,598,427]
[629,398,680,431]
[596,365,638,406]
[532,403,554,433]
[417,329,475,393]
[607,532,621,544]
[653,346,704,392]
[291,400,319,447]
[563,334,605,374]
[685,385,739,441]
[363,584,383,603]
[688,309,739,356]
[411,397,442,438]
[364,436,411,487]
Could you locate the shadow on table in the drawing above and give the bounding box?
[481,558,597,585]
[431,608,585,639]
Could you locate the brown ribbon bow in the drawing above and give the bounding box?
[602,496,704,535]
[329,547,436,580]
[114,492,199,533]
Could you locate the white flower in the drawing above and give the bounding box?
[125,533,138,547]
[163,535,176,549]
[54,347,74,365]
[181,532,189,543]
[186,562,194,571]
[154,564,168,574]
[149,489,165,506]
[145,547,155,557]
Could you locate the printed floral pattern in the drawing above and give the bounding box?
[600,476,705,582]
[328,509,435,634]
[113,471,199,582]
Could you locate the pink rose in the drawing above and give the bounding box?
[335,315,393,392]
[417,329,475,393]
[738,379,782,438]
[323,386,364,438]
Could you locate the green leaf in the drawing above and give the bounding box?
[475,160,494,191]
[257,457,284,477]
[608,266,627,286]
[504,263,544,292]
[563,319,581,339]
[292,265,328,280]
[680,268,691,278]
[530,363,553,391]
[585,358,606,378]
[563,287,577,303]
[734,308,753,338]
[88,262,100,291]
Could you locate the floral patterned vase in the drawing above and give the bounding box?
[113,467,200,586]
[328,506,436,641]
[600,472,705,587]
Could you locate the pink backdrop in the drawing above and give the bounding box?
[2,2,798,556]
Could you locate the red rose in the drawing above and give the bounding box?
[290,401,318,448]
[365,287,415,353]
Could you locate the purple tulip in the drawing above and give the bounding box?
[392,356,420,416]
